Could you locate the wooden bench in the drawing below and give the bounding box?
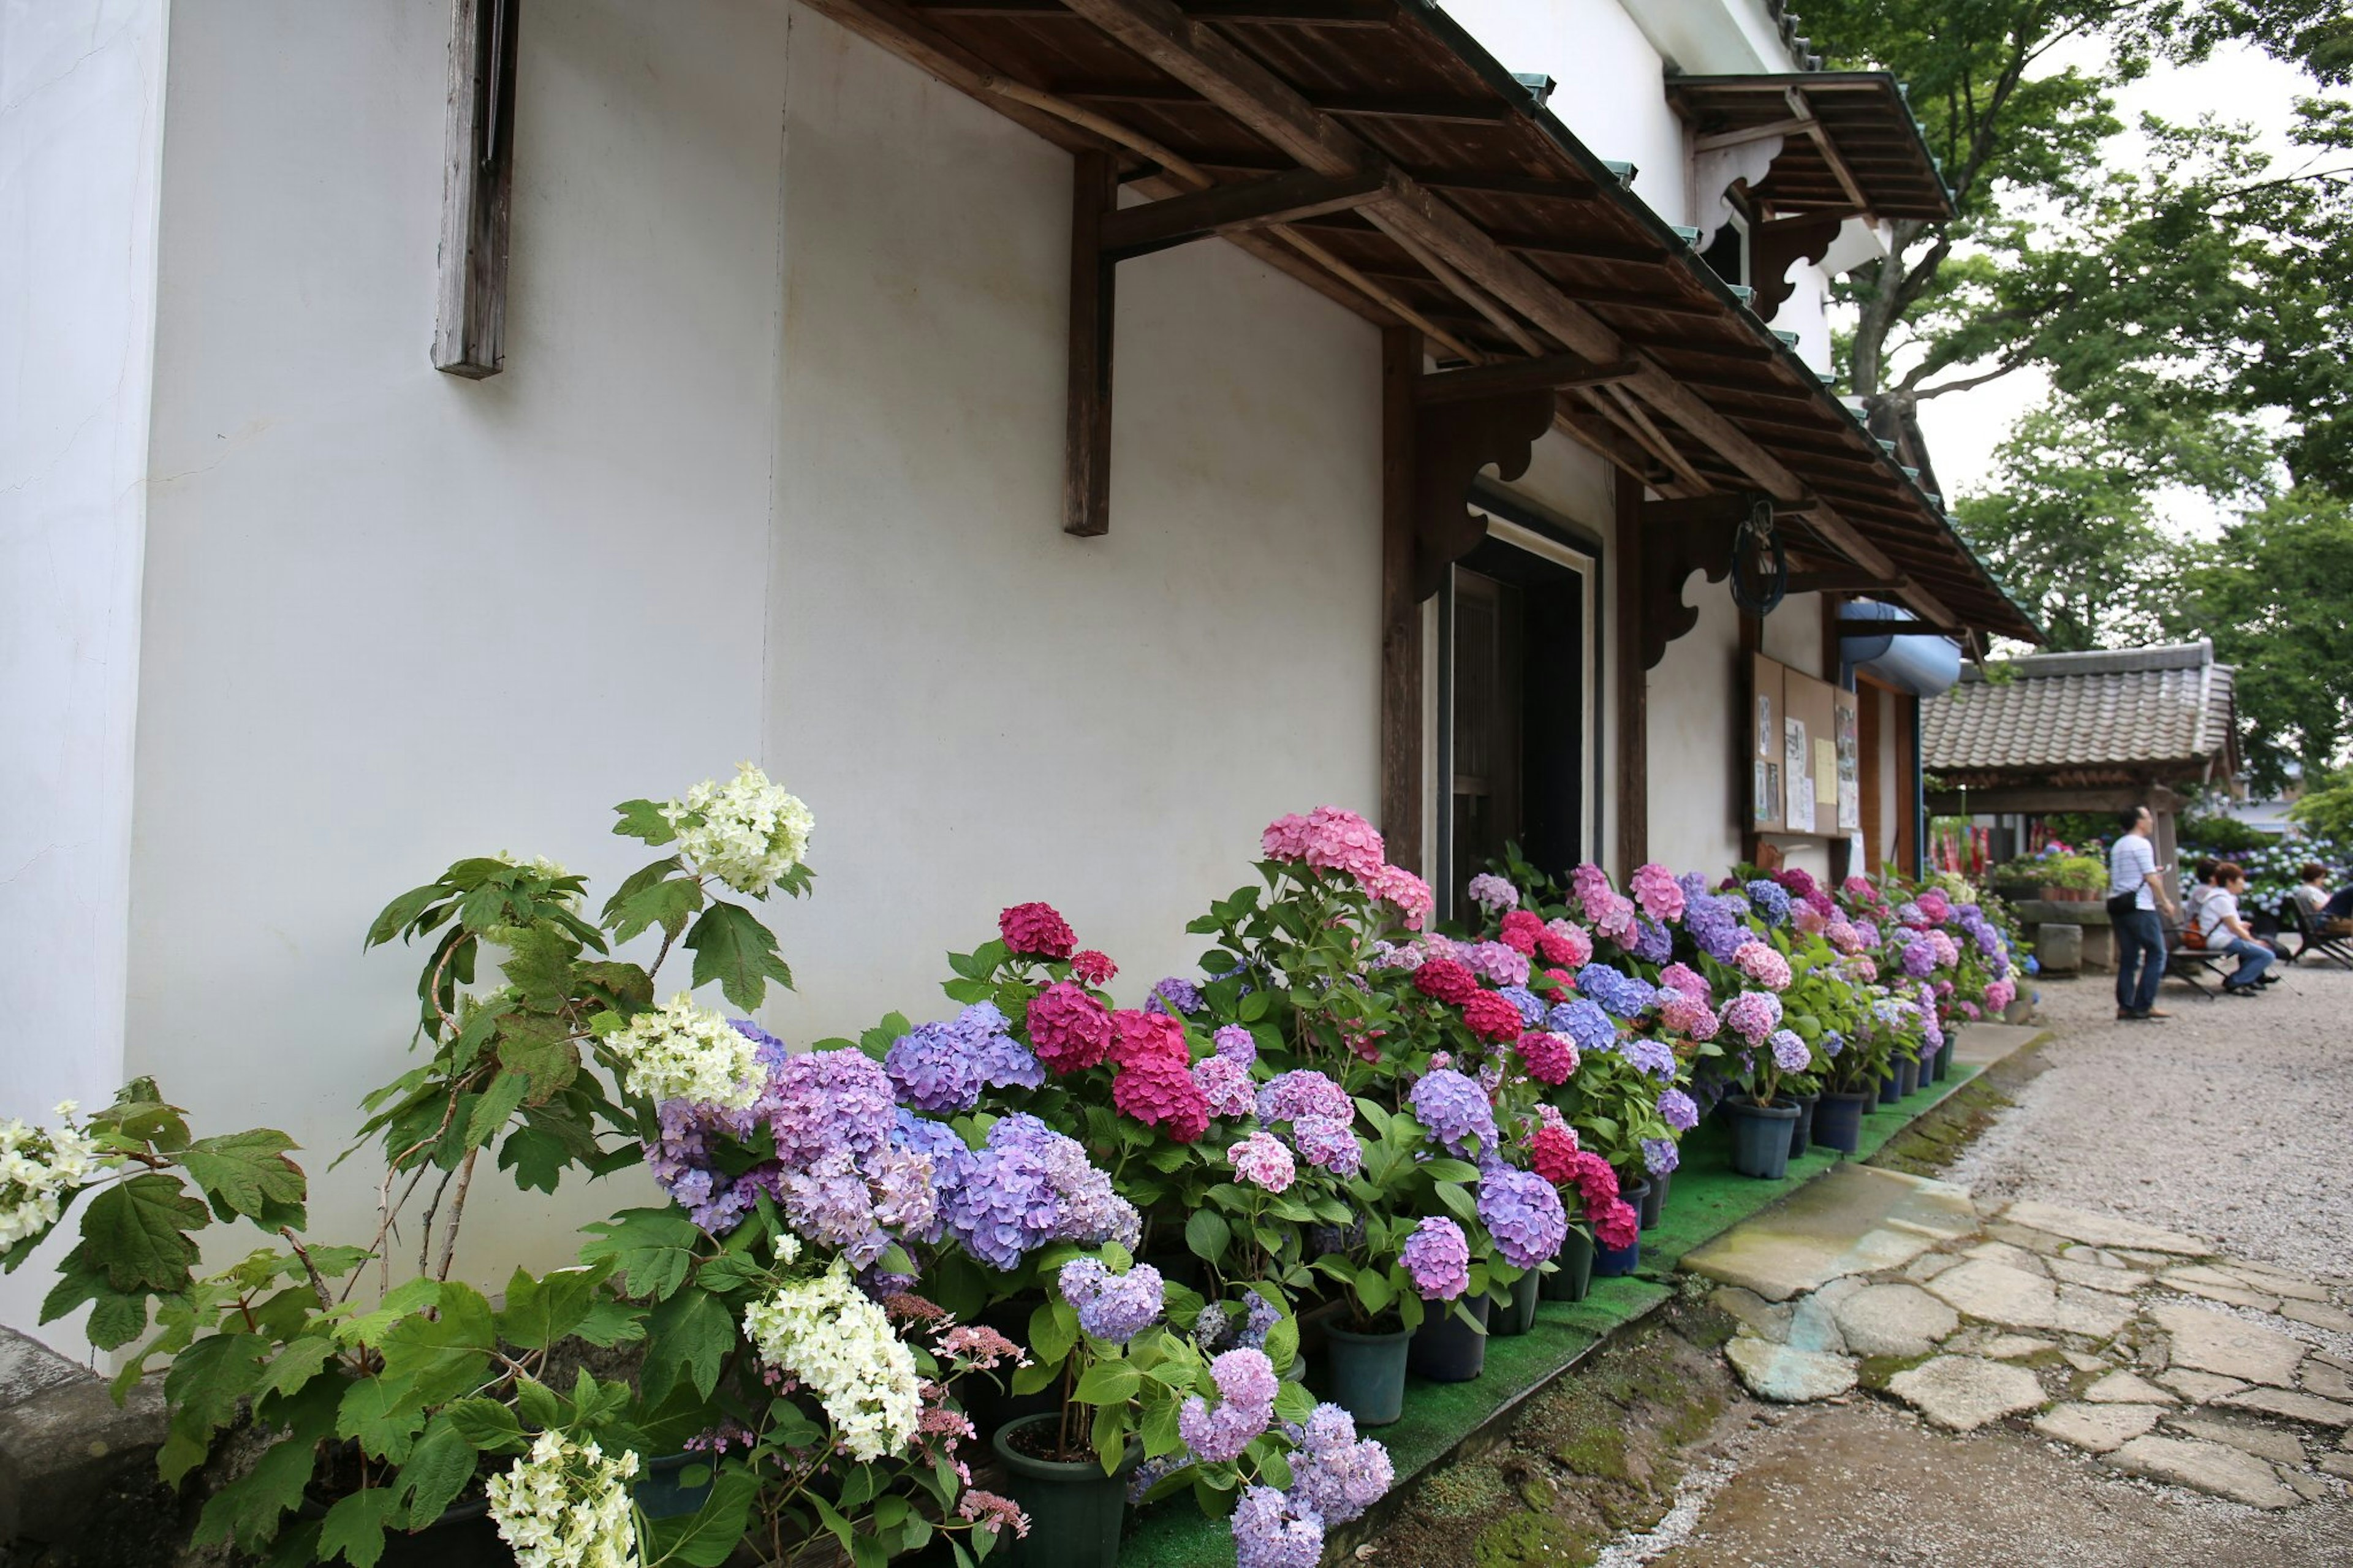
[2160,920,2234,998]
[2285,897,2353,970]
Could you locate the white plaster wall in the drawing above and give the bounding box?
[1647,580,1745,876]
[0,0,169,1349]
[761,12,1382,1037]
[124,0,792,1290]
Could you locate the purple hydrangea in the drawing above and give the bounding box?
[1720,990,1784,1044]
[1642,1137,1680,1176]
[1401,1216,1471,1300]
[1180,1348,1278,1463]
[1547,999,1616,1054]
[1408,1069,1496,1158]
[1496,985,1547,1027]
[1257,1069,1353,1128]
[1768,1029,1812,1073]
[935,1113,1140,1271]
[1819,1030,1845,1058]
[1192,1053,1256,1119]
[1231,1485,1324,1568]
[1576,963,1656,1018]
[1683,892,1749,963]
[1745,879,1794,925]
[1284,1405,1393,1526]
[1901,936,1939,977]
[1656,1087,1699,1132]
[1477,1167,1568,1270]
[1629,917,1673,964]
[1614,1034,1678,1078]
[1058,1257,1165,1344]
[1465,873,1520,912]
[1213,1025,1259,1062]
[884,1002,1045,1114]
[1289,1114,1363,1178]
[1148,976,1205,1017]
[1464,941,1531,987]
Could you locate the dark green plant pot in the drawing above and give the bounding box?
[635,1453,714,1520]
[1593,1233,1640,1276]
[1542,1227,1594,1302]
[1324,1319,1412,1426]
[1897,1051,1921,1097]
[1781,1091,1820,1156]
[1637,1168,1669,1230]
[1935,1037,1956,1080]
[991,1414,1142,1568]
[1408,1293,1490,1382]
[1812,1090,1873,1154]
[1724,1099,1799,1180]
[1490,1270,1542,1337]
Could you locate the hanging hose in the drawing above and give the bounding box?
[1730,495,1789,618]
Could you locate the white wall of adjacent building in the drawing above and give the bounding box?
[0,0,170,1348]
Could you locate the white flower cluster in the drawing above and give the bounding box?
[610,996,763,1110]
[485,1431,641,1568]
[495,850,572,880]
[0,1104,104,1252]
[662,763,814,896]
[743,1258,921,1463]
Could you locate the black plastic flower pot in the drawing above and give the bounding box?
[1323,1319,1413,1426]
[1780,1092,1820,1157]
[1542,1228,1594,1302]
[1812,1090,1873,1154]
[1896,1051,1921,1098]
[1936,1038,1957,1080]
[299,1493,503,1568]
[636,1453,715,1521]
[1593,1232,1641,1276]
[1408,1293,1491,1382]
[1722,1098,1800,1180]
[1490,1270,1542,1338]
[1878,1066,1903,1107]
[991,1413,1142,1568]
[1638,1169,1670,1230]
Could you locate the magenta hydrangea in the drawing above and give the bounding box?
[1515,1030,1578,1086]
[1026,981,1113,1074]
[1542,919,1594,968]
[1401,1216,1471,1300]
[1463,941,1531,988]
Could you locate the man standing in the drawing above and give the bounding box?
[2107,805,2176,1021]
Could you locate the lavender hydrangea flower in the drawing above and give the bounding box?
[1284,1405,1393,1526]
[1496,985,1547,1028]
[1630,917,1672,964]
[1408,1070,1495,1158]
[1642,1137,1680,1176]
[1819,1030,1845,1058]
[1148,976,1205,1017]
[1613,1035,1678,1078]
[1288,1114,1363,1178]
[1401,1216,1471,1300]
[1768,1029,1812,1073]
[1258,1069,1353,1128]
[1230,1485,1324,1568]
[935,1113,1139,1271]
[1901,936,1939,977]
[1464,941,1531,987]
[1213,1025,1259,1062]
[1683,891,1749,963]
[1180,1348,1279,1463]
[1058,1257,1165,1344]
[1547,998,1616,1054]
[1477,1167,1567,1269]
[1192,1053,1256,1119]
[1656,1087,1699,1132]
[1575,963,1656,1018]
[1745,879,1794,925]
[1464,873,1520,912]
[884,1003,1045,1114]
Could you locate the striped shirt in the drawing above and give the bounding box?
[2109,833,2158,912]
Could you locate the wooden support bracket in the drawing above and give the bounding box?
[1099,164,1392,259]
[1408,388,1557,600]
[1637,491,1767,670]
[433,0,521,377]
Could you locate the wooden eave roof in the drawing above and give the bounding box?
[805,0,2035,641]
[1663,72,1956,223]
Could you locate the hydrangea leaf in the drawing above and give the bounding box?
[180,1131,306,1228]
[192,1432,317,1550]
[1184,1209,1230,1266]
[493,1013,578,1104]
[494,1262,610,1351]
[80,1173,209,1293]
[612,799,678,846]
[644,1471,759,1568]
[685,902,795,1010]
[578,1208,702,1301]
[317,1487,400,1568]
[394,1416,477,1529]
[642,1288,734,1404]
[603,862,702,944]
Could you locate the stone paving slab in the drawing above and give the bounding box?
[1681,1164,1977,1303]
[2148,1302,2308,1387]
[2034,1401,2162,1453]
[1950,1021,2053,1067]
[1888,1355,2046,1432]
[1997,1199,2210,1256]
[2107,1434,2299,1509]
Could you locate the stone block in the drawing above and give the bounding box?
[0,1327,86,1414]
[2106,1434,2298,1508]
[2034,1402,2162,1454]
[1887,1356,2047,1433]
[2032,922,2083,974]
[0,1374,168,1543]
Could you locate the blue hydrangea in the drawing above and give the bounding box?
[1408,1069,1496,1158]
[1615,1035,1678,1078]
[1642,1137,1680,1176]
[1683,892,1749,962]
[1656,1087,1699,1131]
[1630,917,1672,964]
[1576,963,1657,1018]
[1496,985,1547,1027]
[1476,1167,1567,1269]
[1547,998,1616,1053]
[1745,879,1793,926]
[884,1002,1044,1113]
[1059,1257,1165,1344]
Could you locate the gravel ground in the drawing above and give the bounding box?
[1947,964,2353,1282]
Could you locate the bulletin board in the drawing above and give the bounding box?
[1748,654,1846,842]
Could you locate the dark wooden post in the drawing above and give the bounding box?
[434,0,521,377]
[1615,475,1646,876]
[1064,151,1119,536]
[1379,327,1424,873]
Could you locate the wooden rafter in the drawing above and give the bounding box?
[1099,164,1394,257]
[433,0,521,377]
[1416,353,1637,404]
[1786,87,1870,215]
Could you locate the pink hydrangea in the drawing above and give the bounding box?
[999,902,1076,960]
[1497,909,1546,956]
[1228,1131,1296,1193]
[1461,991,1524,1044]
[1825,918,1865,955]
[1656,990,1719,1041]
[1463,941,1531,988]
[1192,1053,1255,1118]
[1917,890,1952,925]
[1732,941,1793,992]
[1026,981,1112,1073]
[1792,901,1830,936]
[1108,1009,1189,1070]
[1260,806,1386,881]
[1720,990,1784,1044]
[1530,1121,1582,1185]
[1985,978,2017,1012]
[1658,963,1711,1002]
[1593,1197,1639,1251]
[1540,921,1594,969]
[1112,1052,1208,1142]
[1629,862,1686,922]
[1361,862,1434,930]
[1516,1031,1578,1086]
[1401,1217,1471,1300]
[1070,949,1118,986]
[1928,931,1961,969]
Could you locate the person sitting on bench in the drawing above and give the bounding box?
[2198,862,2280,995]
[2289,862,2353,931]
[2184,858,2220,934]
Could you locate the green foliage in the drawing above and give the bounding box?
[2289,770,2353,839]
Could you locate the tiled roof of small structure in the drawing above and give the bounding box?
[1922,642,2237,776]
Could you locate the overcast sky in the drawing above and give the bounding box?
[1911,40,2342,534]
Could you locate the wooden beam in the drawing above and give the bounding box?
[1416,354,1637,404]
[1926,786,2177,816]
[1064,151,1118,536]
[1692,114,1811,153]
[433,0,521,377]
[1787,568,1908,596]
[1615,475,1648,874]
[1099,165,1392,257]
[1381,327,1424,872]
[1186,0,1394,24]
[1068,85,1513,126]
[1787,87,1870,214]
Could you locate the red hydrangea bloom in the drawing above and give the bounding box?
[1593,1197,1639,1251]
[999,902,1077,960]
[1461,991,1523,1044]
[1497,909,1546,956]
[1108,1009,1189,1070]
[1026,981,1112,1073]
[1515,1031,1578,1087]
[1541,921,1594,969]
[1070,949,1117,987]
[1564,1149,1620,1218]
[1412,958,1479,1005]
[1531,1123,1582,1185]
[1112,1052,1209,1143]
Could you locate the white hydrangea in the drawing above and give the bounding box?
[743,1259,922,1463]
[495,850,572,879]
[485,1430,641,1568]
[662,763,814,896]
[0,1104,105,1252]
[609,996,763,1109]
